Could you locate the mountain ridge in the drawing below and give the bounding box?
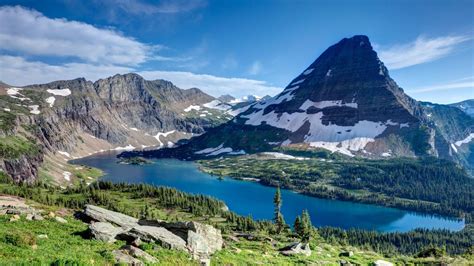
[126,35,474,174]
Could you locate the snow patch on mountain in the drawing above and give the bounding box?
[261,152,308,160]
[455,133,474,147]
[47,88,71,96]
[195,144,224,154]
[28,105,40,114]
[308,137,376,157]
[303,68,314,75]
[114,144,135,151]
[46,96,55,107]
[184,105,201,112]
[299,99,358,110]
[154,130,176,147]
[203,100,232,111]
[291,79,305,86]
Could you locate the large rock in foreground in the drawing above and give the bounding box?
[279,242,312,257]
[84,205,138,229]
[83,205,223,264]
[89,222,124,243]
[139,220,223,260]
[126,225,187,250]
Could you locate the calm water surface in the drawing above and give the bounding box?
[72,152,464,232]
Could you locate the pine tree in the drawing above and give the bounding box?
[294,216,302,236]
[300,209,312,242]
[273,186,285,233]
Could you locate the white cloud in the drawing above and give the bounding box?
[0,55,282,98]
[408,79,474,94]
[108,0,207,14]
[0,55,133,85]
[138,70,282,97]
[0,6,166,65]
[248,61,263,75]
[378,35,471,69]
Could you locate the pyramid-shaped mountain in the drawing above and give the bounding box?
[129,35,474,169]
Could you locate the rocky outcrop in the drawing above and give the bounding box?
[0,152,43,184]
[139,220,223,260]
[89,222,124,243]
[82,205,223,264]
[0,195,39,215]
[120,245,158,264]
[84,204,138,229]
[125,225,187,250]
[112,250,144,266]
[279,242,312,257]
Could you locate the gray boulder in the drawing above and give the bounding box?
[55,216,67,223]
[140,220,223,255]
[279,242,312,257]
[127,225,187,251]
[112,250,144,266]
[89,222,124,243]
[121,245,158,264]
[373,260,393,266]
[84,205,138,229]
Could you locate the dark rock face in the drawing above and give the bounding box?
[0,152,43,184]
[134,35,473,173]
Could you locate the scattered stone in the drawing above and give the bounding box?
[126,225,187,251]
[55,216,67,223]
[279,242,312,257]
[9,214,20,222]
[37,234,48,239]
[340,259,353,266]
[32,214,44,221]
[340,251,354,257]
[373,260,394,266]
[121,245,158,264]
[84,205,138,229]
[131,238,142,247]
[89,222,124,243]
[6,209,21,215]
[48,212,56,218]
[26,213,34,221]
[112,250,144,266]
[199,258,210,266]
[225,235,240,242]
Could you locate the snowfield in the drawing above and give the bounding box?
[154,130,176,147]
[46,96,56,107]
[203,100,231,111]
[261,152,308,160]
[47,88,71,96]
[455,133,474,147]
[308,137,376,157]
[299,99,358,110]
[184,105,201,112]
[28,105,40,114]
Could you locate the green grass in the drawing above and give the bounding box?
[0,215,120,265]
[0,135,41,159]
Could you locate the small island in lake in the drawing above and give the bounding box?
[117,157,153,165]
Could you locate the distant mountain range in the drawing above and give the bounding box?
[128,35,474,174]
[0,74,263,183]
[450,99,474,118]
[1,35,473,183]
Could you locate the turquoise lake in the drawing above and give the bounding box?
[72,152,464,232]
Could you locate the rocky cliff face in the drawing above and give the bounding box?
[0,74,233,183]
[133,36,474,173]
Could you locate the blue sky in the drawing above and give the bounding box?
[0,0,472,103]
